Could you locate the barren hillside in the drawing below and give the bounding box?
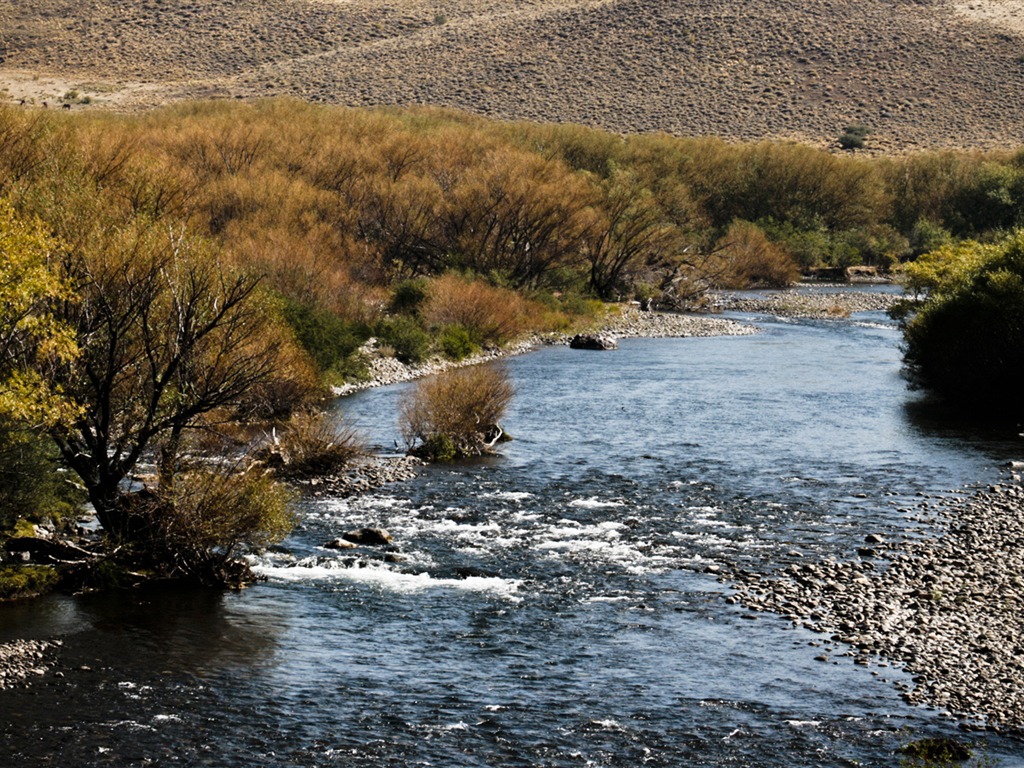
[1,0,1023,150]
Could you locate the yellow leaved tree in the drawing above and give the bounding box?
[0,198,79,427]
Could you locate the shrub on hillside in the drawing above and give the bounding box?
[399,364,514,461]
[900,231,1024,418]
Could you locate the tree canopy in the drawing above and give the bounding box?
[900,231,1024,419]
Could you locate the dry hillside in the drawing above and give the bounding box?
[1,0,1023,150]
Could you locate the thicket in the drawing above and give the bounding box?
[1,98,1023,586]
[899,231,1024,419]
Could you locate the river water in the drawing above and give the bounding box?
[3,292,1024,766]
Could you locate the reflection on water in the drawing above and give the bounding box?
[2,302,1023,767]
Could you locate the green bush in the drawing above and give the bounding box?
[282,298,369,375]
[901,231,1024,418]
[0,419,81,531]
[376,315,432,364]
[391,279,429,315]
[438,324,477,360]
[0,565,59,600]
[839,123,872,151]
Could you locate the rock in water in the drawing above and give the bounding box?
[569,334,618,350]
[323,538,357,550]
[341,528,393,547]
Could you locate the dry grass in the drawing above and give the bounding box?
[2,0,1024,150]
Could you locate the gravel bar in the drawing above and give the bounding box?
[727,478,1024,730]
[0,639,61,690]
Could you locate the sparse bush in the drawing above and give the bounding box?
[262,411,365,478]
[399,364,514,460]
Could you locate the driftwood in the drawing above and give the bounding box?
[5,537,104,565]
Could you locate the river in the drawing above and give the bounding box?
[2,294,1023,766]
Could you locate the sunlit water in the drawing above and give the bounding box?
[3,290,1024,767]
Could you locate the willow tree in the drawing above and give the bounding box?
[0,199,80,528]
[0,198,78,425]
[45,222,312,538]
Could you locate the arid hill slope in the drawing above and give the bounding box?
[1,0,1023,150]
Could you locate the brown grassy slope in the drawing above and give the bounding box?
[1,0,1023,150]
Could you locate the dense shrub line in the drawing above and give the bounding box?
[1,98,1023,588]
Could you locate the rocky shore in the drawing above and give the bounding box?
[291,455,425,498]
[711,288,902,318]
[334,308,755,397]
[726,476,1024,729]
[0,639,61,689]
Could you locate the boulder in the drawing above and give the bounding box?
[323,538,357,550]
[569,334,618,350]
[341,527,393,547]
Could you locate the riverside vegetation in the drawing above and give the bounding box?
[0,98,1022,599]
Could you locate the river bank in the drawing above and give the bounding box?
[333,307,757,397]
[0,639,61,690]
[710,287,902,318]
[727,475,1024,730]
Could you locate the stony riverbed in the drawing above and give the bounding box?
[0,639,61,690]
[712,289,902,318]
[727,476,1024,729]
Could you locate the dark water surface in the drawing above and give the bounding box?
[3,296,1024,766]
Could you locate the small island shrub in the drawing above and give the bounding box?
[399,364,514,460]
[263,411,365,478]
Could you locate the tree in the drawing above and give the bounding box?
[583,169,677,300]
[900,231,1024,418]
[43,222,312,538]
[0,198,78,426]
